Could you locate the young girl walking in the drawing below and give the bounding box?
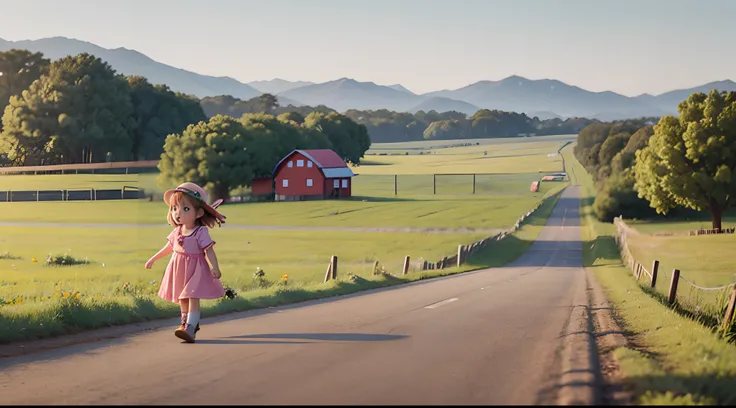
[145,182,227,343]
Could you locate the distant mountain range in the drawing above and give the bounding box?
[2,36,735,121]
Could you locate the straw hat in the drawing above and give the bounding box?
[163,182,226,223]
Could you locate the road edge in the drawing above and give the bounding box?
[556,268,602,405]
[585,266,635,405]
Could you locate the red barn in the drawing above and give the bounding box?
[272,149,356,201]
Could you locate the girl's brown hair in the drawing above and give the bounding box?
[166,191,222,228]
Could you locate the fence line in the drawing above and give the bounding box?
[320,194,548,284]
[689,227,736,236]
[0,160,158,175]
[327,192,550,281]
[613,217,736,335]
[0,186,145,202]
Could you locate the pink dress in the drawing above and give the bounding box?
[158,225,225,302]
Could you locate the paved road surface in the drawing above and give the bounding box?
[0,186,584,405]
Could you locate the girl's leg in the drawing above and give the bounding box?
[175,298,200,343]
[178,299,189,329]
[187,298,201,331]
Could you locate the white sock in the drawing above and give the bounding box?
[186,311,200,327]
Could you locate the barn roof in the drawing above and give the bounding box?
[272,149,352,176]
[299,149,348,168]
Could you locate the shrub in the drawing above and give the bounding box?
[0,251,21,260]
[45,253,90,266]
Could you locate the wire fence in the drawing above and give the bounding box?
[0,186,144,202]
[352,173,561,197]
[318,198,546,283]
[614,217,736,338]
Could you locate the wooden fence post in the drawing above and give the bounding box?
[373,260,380,275]
[650,260,659,288]
[635,263,641,281]
[668,269,680,305]
[457,245,464,267]
[394,174,398,196]
[330,255,338,280]
[402,256,410,275]
[723,286,736,335]
[324,263,332,283]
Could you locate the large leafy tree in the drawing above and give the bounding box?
[240,113,305,179]
[240,113,333,179]
[1,53,133,165]
[303,112,371,164]
[634,90,736,230]
[126,76,206,160]
[158,115,250,202]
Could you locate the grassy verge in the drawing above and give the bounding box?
[564,144,736,405]
[0,188,565,345]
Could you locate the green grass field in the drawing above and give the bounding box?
[626,216,736,234]
[625,226,735,293]
[564,145,736,406]
[367,134,576,152]
[0,189,565,229]
[0,137,569,345]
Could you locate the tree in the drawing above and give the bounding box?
[303,112,371,164]
[127,76,206,160]
[1,53,133,165]
[0,49,51,131]
[256,93,279,115]
[423,120,468,140]
[634,90,736,230]
[158,115,250,202]
[596,132,631,180]
[240,113,308,179]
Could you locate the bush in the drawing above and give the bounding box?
[45,253,90,266]
[0,251,20,260]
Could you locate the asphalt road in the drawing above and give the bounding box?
[0,186,585,405]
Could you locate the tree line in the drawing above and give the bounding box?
[0,49,369,170]
[203,95,598,143]
[574,90,736,230]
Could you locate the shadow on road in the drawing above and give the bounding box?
[194,339,315,345]
[229,333,408,342]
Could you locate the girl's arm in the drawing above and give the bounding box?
[205,247,222,279]
[145,244,173,268]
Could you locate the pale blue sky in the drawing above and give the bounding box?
[1,0,733,96]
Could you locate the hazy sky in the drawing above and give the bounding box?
[1,0,733,96]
